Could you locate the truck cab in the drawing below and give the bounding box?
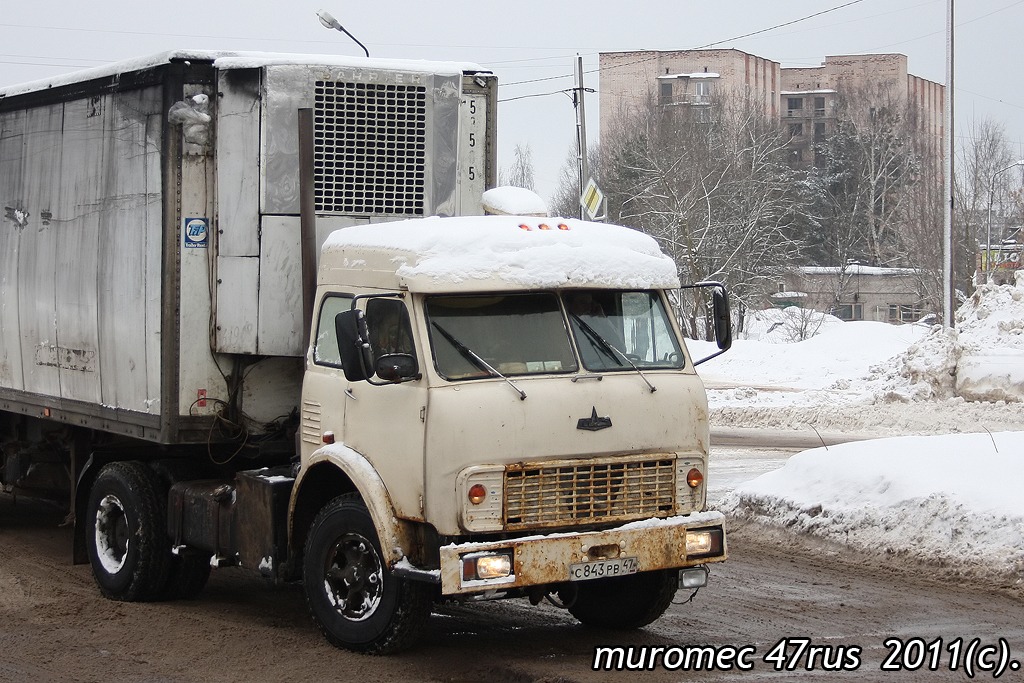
[289,215,730,652]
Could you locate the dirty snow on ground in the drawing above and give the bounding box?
[694,273,1024,588]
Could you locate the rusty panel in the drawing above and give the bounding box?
[503,454,676,530]
[439,518,727,595]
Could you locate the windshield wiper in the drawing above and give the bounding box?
[571,315,657,393]
[430,322,527,400]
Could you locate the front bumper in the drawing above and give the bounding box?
[438,511,727,595]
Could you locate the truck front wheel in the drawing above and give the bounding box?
[85,461,171,601]
[303,494,431,654]
[561,569,678,629]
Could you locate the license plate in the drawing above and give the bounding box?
[568,557,639,581]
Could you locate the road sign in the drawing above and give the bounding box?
[580,178,604,220]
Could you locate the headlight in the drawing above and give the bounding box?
[461,550,514,583]
[685,527,724,558]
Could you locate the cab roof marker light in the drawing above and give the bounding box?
[519,224,531,231]
[557,223,571,230]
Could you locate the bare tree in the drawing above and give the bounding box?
[803,82,953,319]
[600,91,807,338]
[954,117,1017,285]
[550,146,602,219]
[813,83,918,268]
[498,143,536,190]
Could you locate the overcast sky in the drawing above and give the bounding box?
[3,0,1022,201]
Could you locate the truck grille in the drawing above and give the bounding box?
[503,455,676,529]
[313,80,427,215]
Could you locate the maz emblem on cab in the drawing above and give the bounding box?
[577,407,613,431]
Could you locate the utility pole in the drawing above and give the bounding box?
[942,0,954,326]
[574,54,589,220]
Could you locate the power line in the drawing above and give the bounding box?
[693,0,867,49]
[502,0,871,88]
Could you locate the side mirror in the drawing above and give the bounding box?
[375,353,419,383]
[712,287,732,351]
[335,309,374,381]
[681,281,733,366]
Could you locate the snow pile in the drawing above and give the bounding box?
[695,319,929,403]
[739,307,845,343]
[481,186,548,216]
[721,432,1024,587]
[860,272,1024,403]
[953,272,1024,401]
[324,216,679,290]
[698,272,1024,406]
[704,277,1024,589]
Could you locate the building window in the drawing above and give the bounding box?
[787,97,803,116]
[660,81,672,102]
[789,123,803,138]
[888,304,924,324]
[694,80,712,103]
[814,121,826,141]
[832,303,863,321]
[814,96,826,117]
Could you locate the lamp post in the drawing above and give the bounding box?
[985,159,1024,282]
[316,9,370,58]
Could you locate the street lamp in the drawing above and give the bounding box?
[316,9,370,58]
[985,159,1024,281]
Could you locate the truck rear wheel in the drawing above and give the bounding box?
[86,461,171,601]
[303,494,431,654]
[562,569,678,629]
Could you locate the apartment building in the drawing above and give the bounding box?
[780,54,944,168]
[598,49,943,169]
[598,49,780,130]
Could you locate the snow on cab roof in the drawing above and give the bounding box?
[321,216,679,292]
[0,50,487,99]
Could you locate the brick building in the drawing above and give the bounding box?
[779,54,944,168]
[599,49,780,130]
[772,265,927,324]
[598,50,943,170]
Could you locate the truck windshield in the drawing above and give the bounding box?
[425,290,685,380]
[564,290,685,372]
[425,293,578,379]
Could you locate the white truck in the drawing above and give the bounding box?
[0,50,731,654]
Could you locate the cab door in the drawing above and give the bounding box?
[342,297,428,522]
[300,293,353,461]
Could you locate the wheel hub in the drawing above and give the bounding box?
[322,533,383,621]
[94,494,130,574]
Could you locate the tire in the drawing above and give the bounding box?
[85,461,172,602]
[561,569,678,629]
[303,494,431,654]
[162,551,212,600]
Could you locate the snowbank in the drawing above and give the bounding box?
[703,276,1024,588]
[697,271,1024,406]
[721,432,1024,588]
